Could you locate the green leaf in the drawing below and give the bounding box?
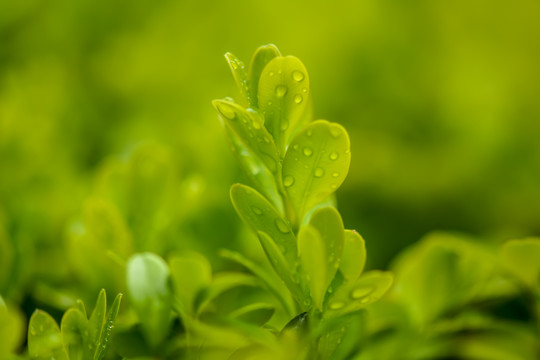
[324,271,393,319]
[28,310,68,360]
[88,289,106,357]
[225,52,250,106]
[308,207,344,290]
[501,238,540,290]
[126,253,173,347]
[61,308,88,360]
[94,293,122,360]
[282,120,351,222]
[339,230,366,282]
[213,99,279,173]
[248,44,281,107]
[298,225,327,311]
[229,303,275,326]
[230,184,297,268]
[220,249,296,317]
[169,253,212,315]
[223,126,283,211]
[258,56,310,152]
[257,231,307,307]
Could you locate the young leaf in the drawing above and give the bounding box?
[298,225,327,311]
[0,297,24,358]
[324,271,393,319]
[126,253,173,347]
[248,44,281,107]
[213,99,279,173]
[28,310,68,360]
[282,120,351,222]
[230,184,297,268]
[257,231,307,307]
[88,289,107,357]
[339,230,366,282]
[223,125,283,211]
[258,56,310,152]
[61,308,88,360]
[94,293,122,360]
[225,52,250,106]
[169,253,212,315]
[308,207,345,291]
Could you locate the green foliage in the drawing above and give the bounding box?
[27,290,122,360]
[214,44,393,358]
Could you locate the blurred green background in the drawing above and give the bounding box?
[1,0,540,309]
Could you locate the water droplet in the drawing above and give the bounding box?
[283,175,295,187]
[30,327,36,336]
[252,206,263,215]
[329,152,339,160]
[277,69,283,75]
[293,144,300,151]
[302,87,308,93]
[269,71,275,76]
[294,94,303,104]
[306,130,313,137]
[275,218,290,234]
[331,184,338,189]
[218,103,236,120]
[329,301,345,310]
[292,71,305,82]
[328,286,334,294]
[275,85,288,97]
[332,172,339,177]
[267,101,273,106]
[231,62,238,70]
[351,287,374,300]
[280,120,289,131]
[252,120,261,130]
[329,124,342,138]
[303,147,313,157]
[314,168,324,178]
[303,299,311,307]
[263,136,271,143]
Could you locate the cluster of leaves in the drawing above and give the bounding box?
[1,45,539,360]
[212,44,394,358]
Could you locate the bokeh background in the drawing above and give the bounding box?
[1,0,540,313]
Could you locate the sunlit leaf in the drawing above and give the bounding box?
[61,308,88,360]
[94,293,122,360]
[298,225,327,310]
[28,310,68,360]
[325,271,393,318]
[339,230,366,282]
[248,44,281,108]
[225,52,250,106]
[230,184,297,268]
[88,289,106,357]
[213,99,279,174]
[126,253,172,347]
[258,56,310,152]
[282,120,351,222]
[0,296,25,357]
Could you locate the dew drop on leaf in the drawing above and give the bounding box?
[294,94,303,104]
[269,71,275,76]
[292,71,305,82]
[280,120,289,131]
[275,85,288,97]
[332,172,339,177]
[283,175,295,187]
[329,124,342,138]
[329,301,345,310]
[350,286,374,300]
[217,103,236,120]
[306,130,313,137]
[329,152,339,160]
[303,147,313,157]
[314,168,325,178]
[251,206,263,215]
[293,144,300,151]
[275,218,290,234]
